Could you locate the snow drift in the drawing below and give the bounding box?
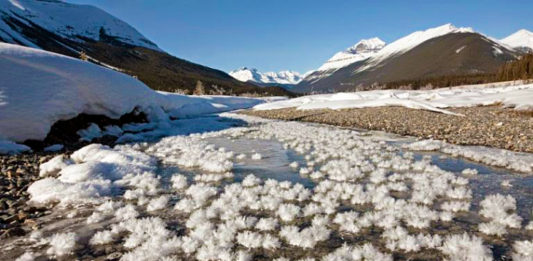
[0,43,267,143]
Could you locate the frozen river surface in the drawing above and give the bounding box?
[2,113,532,261]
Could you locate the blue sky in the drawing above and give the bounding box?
[67,0,533,73]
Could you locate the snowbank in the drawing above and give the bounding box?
[404,140,533,173]
[254,82,533,114]
[0,43,269,143]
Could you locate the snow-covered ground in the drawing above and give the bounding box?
[0,43,277,151]
[253,81,533,114]
[2,113,532,260]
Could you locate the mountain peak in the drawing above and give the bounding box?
[236,67,257,72]
[346,37,386,54]
[314,37,386,73]
[351,23,475,74]
[501,29,533,51]
[516,29,533,35]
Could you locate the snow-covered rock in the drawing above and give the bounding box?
[0,43,268,143]
[0,139,31,154]
[229,67,303,85]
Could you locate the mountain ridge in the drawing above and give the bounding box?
[293,24,519,93]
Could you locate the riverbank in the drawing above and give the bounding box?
[241,105,533,153]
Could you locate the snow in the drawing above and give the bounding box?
[38,154,72,177]
[304,38,385,82]
[512,240,533,261]
[250,152,262,160]
[478,194,522,236]
[254,82,533,114]
[15,112,532,259]
[439,233,492,260]
[15,252,34,261]
[171,174,188,190]
[46,232,77,257]
[77,123,103,142]
[317,37,386,72]
[255,217,278,231]
[229,67,303,85]
[0,43,270,144]
[501,29,533,51]
[404,139,533,173]
[89,230,114,245]
[324,243,392,261]
[0,0,160,50]
[0,139,31,154]
[146,195,169,212]
[28,144,159,205]
[43,144,64,152]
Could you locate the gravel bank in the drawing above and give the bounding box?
[242,106,533,153]
[0,153,56,239]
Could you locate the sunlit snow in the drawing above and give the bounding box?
[2,112,531,260]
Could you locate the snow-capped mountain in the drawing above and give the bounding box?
[501,29,533,53]
[0,0,290,96]
[0,0,159,50]
[353,23,474,74]
[229,67,303,85]
[295,24,517,93]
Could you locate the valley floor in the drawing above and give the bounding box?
[0,113,532,261]
[242,105,533,153]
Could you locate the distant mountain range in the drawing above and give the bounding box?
[229,67,305,88]
[232,24,533,93]
[0,0,291,96]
